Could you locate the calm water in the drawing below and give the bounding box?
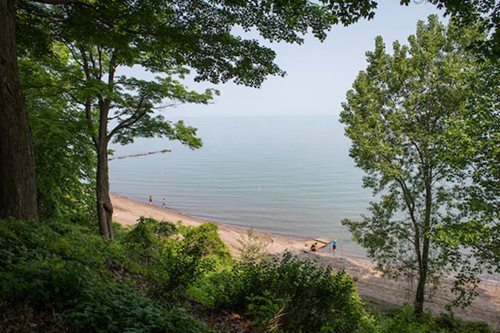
[110,116,372,257]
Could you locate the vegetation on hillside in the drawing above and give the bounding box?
[0,217,495,333]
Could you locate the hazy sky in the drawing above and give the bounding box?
[150,1,445,119]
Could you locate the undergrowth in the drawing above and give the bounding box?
[0,217,495,333]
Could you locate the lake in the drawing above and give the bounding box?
[110,115,372,257]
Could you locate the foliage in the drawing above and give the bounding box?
[123,217,177,261]
[190,252,375,333]
[399,0,499,56]
[66,283,209,333]
[119,218,232,302]
[340,15,498,313]
[0,217,495,332]
[0,218,211,332]
[377,306,494,333]
[432,55,500,304]
[179,222,231,260]
[18,47,96,220]
[246,290,287,333]
[237,228,267,263]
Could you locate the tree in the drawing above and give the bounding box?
[340,15,498,315]
[399,0,499,56]
[0,0,38,221]
[433,54,499,305]
[1,0,495,224]
[14,0,382,239]
[19,45,97,219]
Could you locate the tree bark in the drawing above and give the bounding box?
[0,0,38,221]
[96,139,113,240]
[96,96,114,239]
[414,243,428,316]
[415,168,432,316]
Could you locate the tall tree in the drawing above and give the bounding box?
[0,0,38,221]
[19,45,97,219]
[340,16,498,315]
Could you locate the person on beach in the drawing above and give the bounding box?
[149,194,152,205]
[332,239,337,254]
[162,198,166,208]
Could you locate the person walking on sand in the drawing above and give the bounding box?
[149,194,152,205]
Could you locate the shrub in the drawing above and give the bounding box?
[237,229,267,263]
[0,219,211,332]
[121,218,233,302]
[123,217,177,261]
[190,252,376,333]
[66,283,210,333]
[378,306,495,333]
[0,257,93,312]
[180,222,231,259]
[187,269,242,308]
[247,290,287,333]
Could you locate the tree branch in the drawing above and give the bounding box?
[396,177,423,271]
[107,95,147,140]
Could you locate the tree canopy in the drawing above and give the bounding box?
[15,0,385,238]
[340,15,499,315]
[3,0,497,223]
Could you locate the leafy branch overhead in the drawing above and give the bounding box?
[15,0,386,239]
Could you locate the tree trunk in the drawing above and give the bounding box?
[96,141,114,239]
[0,0,38,221]
[414,249,428,316]
[95,95,114,239]
[415,169,432,316]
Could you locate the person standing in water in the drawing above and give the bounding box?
[332,239,337,254]
[149,194,152,205]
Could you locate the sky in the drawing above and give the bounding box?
[140,1,445,119]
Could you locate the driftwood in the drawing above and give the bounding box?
[314,238,331,245]
[310,239,332,252]
[108,149,171,161]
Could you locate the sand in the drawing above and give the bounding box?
[111,193,499,328]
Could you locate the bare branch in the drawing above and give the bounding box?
[107,95,147,140]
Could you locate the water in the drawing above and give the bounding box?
[110,115,372,257]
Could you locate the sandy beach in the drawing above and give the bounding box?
[111,193,499,328]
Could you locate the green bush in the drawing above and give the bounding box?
[0,257,92,312]
[190,252,375,333]
[119,218,233,302]
[0,218,211,332]
[179,222,231,259]
[66,283,210,333]
[378,306,495,333]
[187,269,242,308]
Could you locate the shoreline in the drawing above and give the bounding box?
[110,192,368,264]
[110,193,499,328]
[111,193,371,262]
